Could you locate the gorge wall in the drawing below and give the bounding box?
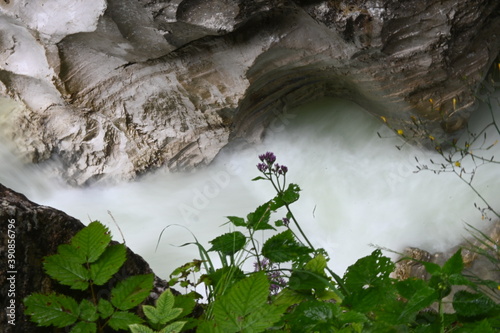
[0,0,499,185]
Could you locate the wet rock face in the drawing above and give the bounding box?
[0,0,499,185]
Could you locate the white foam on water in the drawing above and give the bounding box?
[1,95,499,279]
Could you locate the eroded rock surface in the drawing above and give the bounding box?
[0,0,499,185]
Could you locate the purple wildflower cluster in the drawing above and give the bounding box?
[257,152,288,175]
[254,257,287,295]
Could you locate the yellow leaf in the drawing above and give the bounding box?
[397,129,404,136]
[380,116,387,123]
[428,135,435,141]
[454,161,461,167]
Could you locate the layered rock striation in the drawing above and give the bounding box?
[0,0,499,185]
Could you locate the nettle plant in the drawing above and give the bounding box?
[23,222,195,333]
[25,152,500,332]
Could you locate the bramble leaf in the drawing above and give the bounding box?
[208,231,246,256]
[108,311,144,330]
[43,254,90,290]
[262,230,313,263]
[89,244,127,285]
[78,298,99,322]
[24,293,79,328]
[70,321,97,333]
[71,221,112,263]
[143,289,182,325]
[212,272,282,332]
[111,274,154,311]
[97,298,114,319]
[161,321,187,332]
[129,324,155,333]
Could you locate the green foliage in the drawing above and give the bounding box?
[24,221,155,332]
[26,147,500,332]
[129,289,188,333]
[201,272,284,332]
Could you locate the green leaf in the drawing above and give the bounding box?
[442,249,464,275]
[173,292,197,318]
[108,311,144,330]
[78,299,99,322]
[421,261,442,275]
[70,321,97,333]
[453,290,497,318]
[208,231,246,256]
[160,320,187,333]
[281,183,300,204]
[143,289,182,325]
[57,244,87,264]
[111,274,154,310]
[89,244,127,285]
[129,324,155,333]
[97,298,114,319]
[396,278,437,322]
[43,254,90,290]
[251,176,267,181]
[286,300,350,331]
[71,221,112,263]
[343,249,394,290]
[262,230,313,263]
[213,272,282,331]
[226,216,246,227]
[247,204,275,231]
[24,293,79,328]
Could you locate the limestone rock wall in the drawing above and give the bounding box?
[0,0,499,185]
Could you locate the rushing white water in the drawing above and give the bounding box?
[1,95,499,280]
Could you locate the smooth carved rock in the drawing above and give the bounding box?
[0,183,167,332]
[0,0,499,185]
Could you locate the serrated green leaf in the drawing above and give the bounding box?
[396,279,437,322]
[97,298,114,319]
[226,216,246,227]
[57,244,87,264]
[108,311,144,330]
[453,290,497,318]
[71,221,111,263]
[343,249,394,290]
[143,289,182,325]
[174,292,197,318]
[247,204,275,231]
[78,299,99,322]
[111,274,154,311]
[160,320,187,333]
[262,230,313,263]
[442,249,464,275]
[89,244,126,285]
[281,183,300,204]
[305,254,328,275]
[208,231,246,256]
[129,324,155,333]
[43,254,90,290]
[24,293,79,328]
[213,272,271,331]
[70,321,97,333]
